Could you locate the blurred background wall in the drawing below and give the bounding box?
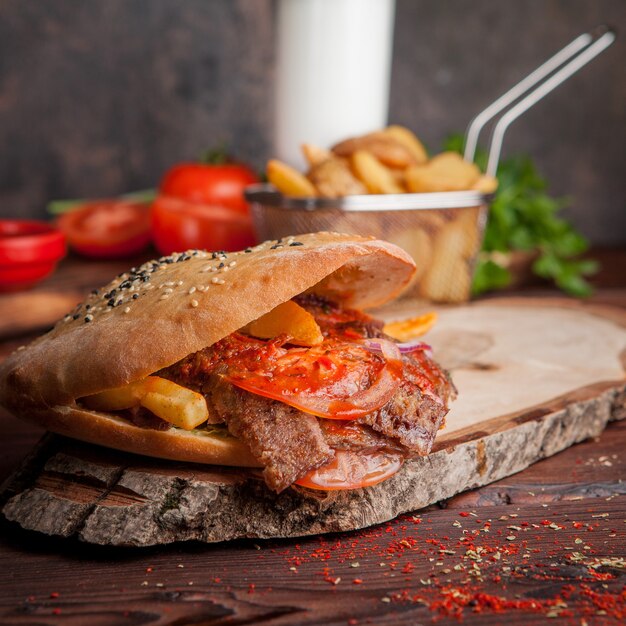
[1,0,624,244]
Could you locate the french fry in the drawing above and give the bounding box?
[141,377,209,430]
[383,125,428,164]
[390,167,408,190]
[419,219,472,302]
[82,376,210,430]
[301,143,332,167]
[267,159,317,197]
[351,150,404,194]
[243,300,324,346]
[454,206,483,258]
[383,312,438,341]
[82,380,146,411]
[307,157,367,197]
[389,227,432,285]
[332,133,417,169]
[472,174,499,194]
[406,152,481,193]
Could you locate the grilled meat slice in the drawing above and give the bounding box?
[358,382,446,454]
[318,419,401,452]
[208,376,333,492]
[357,351,453,454]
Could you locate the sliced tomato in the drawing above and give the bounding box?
[295,449,404,490]
[159,163,259,214]
[57,200,151,259]
[151,195,257,255]
[224,339,403,420]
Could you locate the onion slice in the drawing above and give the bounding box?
[365,338,431,354]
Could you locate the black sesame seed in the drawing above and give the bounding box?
[84,317,91,323]
[289,242,304,246]
[85,304,91,310]
[72,314,80,320]
[218,262,225,269]
[132,293,139,300]
[107,298,115,307]
[244,248,252,253]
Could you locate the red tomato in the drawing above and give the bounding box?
[151,195,257,255]
[159,163,259,214]
[295,449,404,490]
[57,200,151,259]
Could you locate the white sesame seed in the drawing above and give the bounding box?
[222,266,229,272]
[201,266,212,273]
[177,280,183,286]
[164,288,173,294]
[229,261,237,267]
[188,286,196,294]
[190,299,199,308]
[211,277,219,284]
[160,295,169,301]
[124,307,131,314]
[217,279,225,285]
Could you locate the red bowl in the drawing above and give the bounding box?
[0,220,67,292]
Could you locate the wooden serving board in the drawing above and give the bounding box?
[1,297,625,547]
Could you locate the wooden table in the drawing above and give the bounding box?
[1,251,624,625]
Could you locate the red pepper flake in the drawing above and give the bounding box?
[248,583,256,594]
[49,592,59,599]
[213,577,221,583]
[145,567,153,573]
[459,512,470,517]
[52,608,62,615]
[352,578,363,585]
[348,619,358,625]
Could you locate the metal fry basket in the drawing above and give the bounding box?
[246,187,486,302]
[246,26,615,303]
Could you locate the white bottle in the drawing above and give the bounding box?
[275,0,396,170]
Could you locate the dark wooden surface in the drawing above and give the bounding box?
[0,252,625,624]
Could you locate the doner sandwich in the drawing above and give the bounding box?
[0,232,455,492]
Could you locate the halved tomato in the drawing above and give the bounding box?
[295,449,404,490]
[151,195,256,255]
[57,200,151,259]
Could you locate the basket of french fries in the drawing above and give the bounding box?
[247,126,496,303]
[247,27,615,303]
